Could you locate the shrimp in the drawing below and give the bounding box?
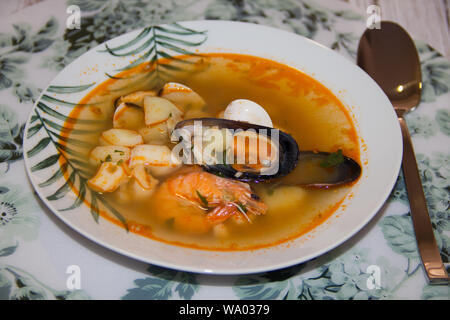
[152,182,212,234]
[167,168,267,223]
[151,167,267,234]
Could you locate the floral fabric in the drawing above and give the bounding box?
[0,0,448,300]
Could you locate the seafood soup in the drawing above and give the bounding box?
[64,53,361,250]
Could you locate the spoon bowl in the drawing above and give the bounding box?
[357,21,422,115]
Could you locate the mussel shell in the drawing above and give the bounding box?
[291,151,361,187]
[174,118,362,187]
[174,118,300,182]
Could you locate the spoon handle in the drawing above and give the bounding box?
[398,117,449,285]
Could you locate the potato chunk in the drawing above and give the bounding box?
[113,103,145,129]
[213,223,230,238]
[101,129,143,147]
[88,162,126,193]
[143,96,183,127]
[160,82,206,111]
[260,186,306,213]
[129,144,181,168]
[89,146,130,166]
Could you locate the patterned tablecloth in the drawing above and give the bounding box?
[0,0,448,300]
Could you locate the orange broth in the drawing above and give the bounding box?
[60,53,360,250]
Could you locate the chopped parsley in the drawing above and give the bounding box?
[104,154,112,162]
[234,202,251,223]
[235,202,247,214]
[320,149,344,168]
[165,217,175,229]
[114,150,125,155]
[196,190,209,208]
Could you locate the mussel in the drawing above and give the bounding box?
[284,151,361,188]
[173,118,361,187]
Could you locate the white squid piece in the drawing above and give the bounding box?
[98,135,112,146]
[89,145,130,166]
[129,144,181,168]
[113,103,145,130]
[131,165,159,191]
[160,82,205,112]
[115,166,159,202]
[87,162,127,193]
[117,90,157,107]
[146,165,181,179]
[138,123,169,145]
[143,96,183,128]
[101,128,144,147]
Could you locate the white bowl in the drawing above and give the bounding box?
[23,20,402,274]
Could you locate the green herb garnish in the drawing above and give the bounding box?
[320,149,344,168]
[235,202,248,214]
[117,159,124,166]
[104,154,112,162]
[114,150,125,155]
[165,217,175,229]
[196,190,209,208]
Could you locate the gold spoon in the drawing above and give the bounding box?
[357,21,449,284]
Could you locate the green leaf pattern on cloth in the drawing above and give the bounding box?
[0,105,24,173]
[122,266,199,300]
[0,17,57,103]
[0,183,91,299]
[0,265,91,300]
